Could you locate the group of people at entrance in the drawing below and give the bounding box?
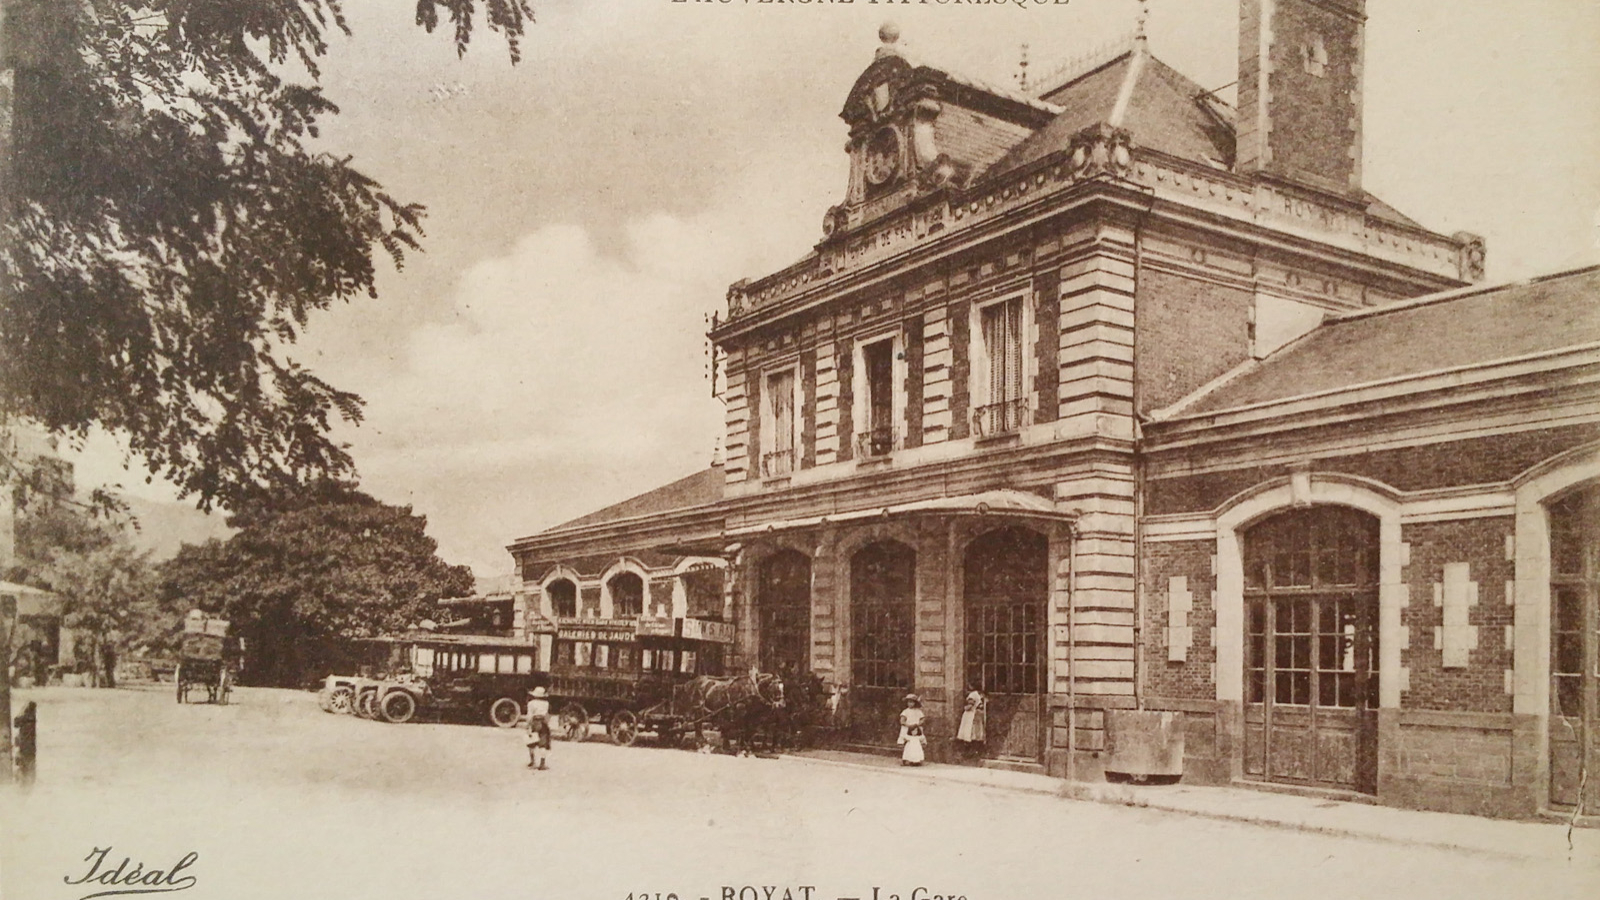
[898,686,987,766]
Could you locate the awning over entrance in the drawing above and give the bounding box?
[723,489,1073,539]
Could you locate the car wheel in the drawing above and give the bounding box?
[489,697,523,728]
[559,703,588,742]
[609,709,641,747]
[358,689,378,719]
[381,690,417,724]
[329,687,353,714]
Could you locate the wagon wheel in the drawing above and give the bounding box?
[328,687,353,714]
[381,691,417,724]
[558,703,588,742]
[488,697,523,728]
[608,710,641,747]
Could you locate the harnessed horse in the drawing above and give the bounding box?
[675,671,785,754]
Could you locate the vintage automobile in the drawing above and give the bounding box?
[319,633,549,727]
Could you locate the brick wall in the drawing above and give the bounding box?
[1147,423,1600,514]
[1141,541,1218,702]
[948,298,971,440]
[1135,268,1252,413]
[1033,267,1060,423]
[835,339,854,462]
[1401,518,1515,714]
[801,350,817,469]
[903,315,925,449]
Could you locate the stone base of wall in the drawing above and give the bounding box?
[1376,709,1540,819]
[1143,697,1234,785]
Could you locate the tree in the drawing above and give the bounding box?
[0,0,534,509]
[159,480,474,686]
[33,514,158,688]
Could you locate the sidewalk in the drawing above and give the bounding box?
[783,748,1600,867]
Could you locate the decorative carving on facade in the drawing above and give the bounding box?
[1455,232,1487,282]
[1066,123,1134,181]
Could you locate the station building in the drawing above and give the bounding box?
[506,0,1599,818]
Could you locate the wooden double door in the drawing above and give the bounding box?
[1243,507,1380,793]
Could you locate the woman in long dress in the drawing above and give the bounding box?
[897,694,926,766]
[956,685,986,753]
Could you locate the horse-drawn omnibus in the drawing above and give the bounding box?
[546,615,779,747]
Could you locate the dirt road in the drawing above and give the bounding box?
[3,686,1594,900]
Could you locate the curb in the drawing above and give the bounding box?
[780,752,1595,867]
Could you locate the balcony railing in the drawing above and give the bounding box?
[855,426,899,460]
[761,449,795,478]
[972,397,1030,438]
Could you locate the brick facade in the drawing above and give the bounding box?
[1400,518,1515,715]
[1148,423,1600,515]
[1141,540,1217,702]
[1135,268,1253,413]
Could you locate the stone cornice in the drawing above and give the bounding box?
[714,138,1473,345]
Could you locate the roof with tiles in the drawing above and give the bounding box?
[542,465,723,535]
[1167,265,1600,417]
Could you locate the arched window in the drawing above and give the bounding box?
[546,579,577,619]
[963,526,1048,762]
[608,571,644,619]
[757,550,811,676]
[847,540,916,747]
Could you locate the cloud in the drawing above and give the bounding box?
[338,209,765,573]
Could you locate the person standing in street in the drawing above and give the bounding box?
[955,684,986,756]
[525,686,552,770]
[897,693,926,767]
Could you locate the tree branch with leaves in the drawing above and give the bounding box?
[0,0,534,510]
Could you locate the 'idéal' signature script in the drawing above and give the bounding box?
[63,847,199,900]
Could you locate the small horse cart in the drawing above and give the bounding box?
[175,610,240,704]
[546,615,783,750]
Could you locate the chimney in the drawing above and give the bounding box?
[1236,0,1366,194]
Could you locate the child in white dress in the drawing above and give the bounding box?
[897,694,926,766]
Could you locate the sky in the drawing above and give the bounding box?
[71,0,1600,577]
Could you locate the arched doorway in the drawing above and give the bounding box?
[1548,481,1599,812]
[963,527,1048,762]
[607,571,644,618]
[546,579,577,618]
[757,550,812,677]
[847,541,916,747]
[1242,506,1380,793]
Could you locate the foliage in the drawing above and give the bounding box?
[0,0,534,510]
[158,480,475,685]
[24,505,160,687]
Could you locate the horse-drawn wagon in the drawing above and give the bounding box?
[175,610,240,704]
[545,616,783,749]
